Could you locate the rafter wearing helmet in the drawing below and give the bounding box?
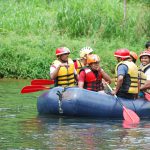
[145,41,150,51]
[73,47,94,74]
[112,49,139,99]
[138,50,150,96]
[78,54,111,92]
[129,51,138,63]
[50,47,77,87]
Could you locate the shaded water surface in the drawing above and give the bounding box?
[0,79,150,150]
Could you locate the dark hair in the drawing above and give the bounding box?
[130,55,136,63]
[145,41,150,49]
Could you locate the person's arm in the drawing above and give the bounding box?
[50,65,61,80]
[140,80,150,91]
[101,69,112,84]
[78,81,84,89]
[140,69,150,91]
[50,63,69,79]
[78,71,85,89]
[111,64,127,95]
[111,75,124,95]
[74,68,78,83]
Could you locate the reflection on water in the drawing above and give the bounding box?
[1,79,150,149]
[19,115,150,150]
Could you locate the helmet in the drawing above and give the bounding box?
[139,50,150,59]
[80,47,93,58]
[114,49,130,59]
[87,54,100,64]
[56,47,70,56]
[130,51,138,60]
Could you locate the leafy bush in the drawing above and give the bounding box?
[0,0,149,79]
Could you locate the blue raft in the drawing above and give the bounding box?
[37,87,150,119]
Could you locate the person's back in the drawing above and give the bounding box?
[115,60,138,97]
[112,49,138,99]
[50,47,77,87]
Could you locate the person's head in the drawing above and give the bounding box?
[56,47,70,63]
[80,47,93,59]
[145,41,150,51]
[87,54,100,71]
[139,50,150,66]
[79,47,94,65]
[114,49,130,62]
[129,51,138,63]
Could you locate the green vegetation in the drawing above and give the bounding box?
[0,0,149,79]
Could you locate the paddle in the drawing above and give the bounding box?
[31,79,54,85]
[105,83,140,124]
[21,85,50,94]
[144,92,150,101]
[122,120,138,128]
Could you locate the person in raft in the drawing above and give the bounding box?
[73,47,94,74]
[50,47,77,87]
[145,41,150,51]
[78,54,111,92]
[138,50,150,97]
[111,49,139,99]
[129,51,138,64]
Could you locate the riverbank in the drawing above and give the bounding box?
[0,0,149,79]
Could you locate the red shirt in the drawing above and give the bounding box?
[78,71,86,82]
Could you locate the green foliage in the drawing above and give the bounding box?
[0,0,149,79]
[0,44,51,79]
[56,0,150,40]
[127,0,150,6]
[57,0,101,37]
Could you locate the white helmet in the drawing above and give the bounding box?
[80,47,93,58]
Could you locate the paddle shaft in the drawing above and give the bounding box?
[31,79,54,85]
[105,83,125,106]
[106,83,118,100]
[105,82,140,123]
[112,92,134,122]
[114,94,124,107]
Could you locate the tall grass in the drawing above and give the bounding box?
[0,0,149,78]
[56,0,149,40]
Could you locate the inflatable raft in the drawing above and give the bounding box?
[37,87,150,119]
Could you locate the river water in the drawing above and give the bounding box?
[1,79,150,150]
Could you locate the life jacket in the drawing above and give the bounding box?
[80,67,103,92]
[115,61,138,94]
[73,59,84,74]
[52,58,76,87]
[138,64,150,93]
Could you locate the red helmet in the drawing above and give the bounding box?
[139,50,150,59]
[56,47,70,56]
[114,49,130,60]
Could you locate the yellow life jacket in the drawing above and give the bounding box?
[74,59,84,74]
[115,61,138,94]
[138,64,150,93]
[53,58,76,87]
